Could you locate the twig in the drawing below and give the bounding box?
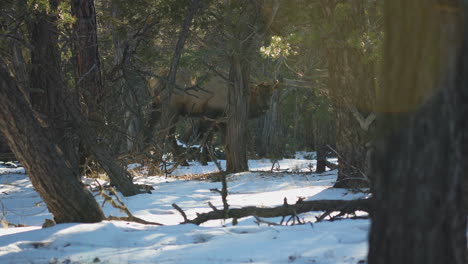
[254,216,281,226]
[172,203,188,223]
[326,144,369,181]
[97,182,162,225]
[208,202,219,211]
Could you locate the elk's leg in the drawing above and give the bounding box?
[169,126,190,167]
[199,131,213,166]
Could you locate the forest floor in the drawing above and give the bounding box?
[0,153,369,264]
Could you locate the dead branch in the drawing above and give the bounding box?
[173,198,371,225]
[348,105,376,132]
[172,203,188,222]
[254,216,281,226]
[325,160,339,170]
[98,184,162,226]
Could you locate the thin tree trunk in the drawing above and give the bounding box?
[368,1,467,263]
[71,0,103,118]
[224,0,266,173]
[315,144,327,173]
[257,87,284,159]
[226,56,250,172]
[0,65,104,223]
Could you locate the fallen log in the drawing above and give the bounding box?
[173,198,372,225]
[325,160,339,170]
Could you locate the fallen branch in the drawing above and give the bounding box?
[325,160,338,170]
[254,216,281,226]
[97,182,162,226]
[173,198,371,225]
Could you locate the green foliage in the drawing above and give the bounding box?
[57,1,75,29]
[26,0,50,13]
[260,35,297,60]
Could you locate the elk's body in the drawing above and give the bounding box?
[148,69,276,120]
[147,69,279,165]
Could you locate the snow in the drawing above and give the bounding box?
[0,154,369,264]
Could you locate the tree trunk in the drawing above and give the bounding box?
[368,1,467,263]
[315,144,327,173]
[0,134,15,162]
[256,87,284,159]
[313,109,333,174]
[226,56,250,172]
[71,0,103,118]
[29,0,140,196]
[0,65,104,223]
[224,0,265,173]
[29,0,81,178]
[63,96,141,196]
[105,0,151,155]
[320,0,376,188]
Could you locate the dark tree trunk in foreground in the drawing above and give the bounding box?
[0,66,104,223]
[369,1,467,263]
[29,0,139,196]
[29,0,80,177]
[0,135,15,161]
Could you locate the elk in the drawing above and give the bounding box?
[147,68,280,165]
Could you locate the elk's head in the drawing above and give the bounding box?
[249,79,281,118]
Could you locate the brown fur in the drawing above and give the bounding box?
[148,69,279,119]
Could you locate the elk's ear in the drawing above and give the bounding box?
[148,77,158,89]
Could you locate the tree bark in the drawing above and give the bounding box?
[63,96,141,196]
[0,134,15,162]
[256,86,284,159]
[0,65,104,223]
[225,0,265,173]
[368,1,467,263]
[174,198,371,225]
[226,56,250,172]
[71,0,103,117]
[315,144,327,173]
[29,0,81,178]
[313,111,334,173]
[29,0,140,196]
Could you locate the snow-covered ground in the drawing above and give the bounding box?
[0,155,370,264]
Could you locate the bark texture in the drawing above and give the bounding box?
[29,0,80,178]
[0,65,104,223]
[0,135,15,161]
[226,56,251,172]
[225,0,265,173]
[368,1,467,263]
[71,0,103,117]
